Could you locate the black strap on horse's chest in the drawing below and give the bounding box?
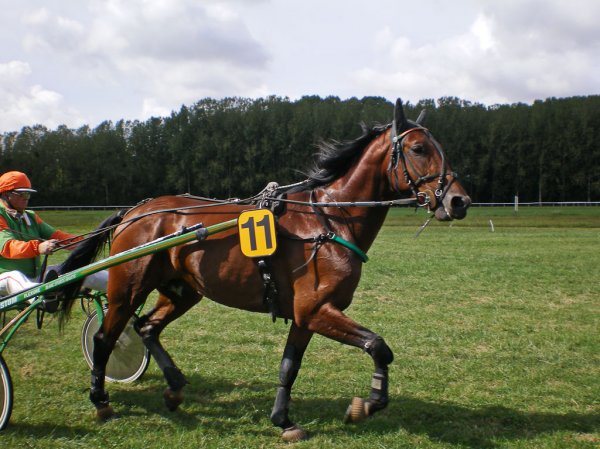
[253,183,287,323]
[257,258,283,323]
[251,184,368,323]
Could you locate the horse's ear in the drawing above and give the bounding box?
[416,109,426,125]
[393,98,407,131]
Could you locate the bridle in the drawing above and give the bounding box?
[388,121,457,211]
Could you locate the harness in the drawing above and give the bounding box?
[254,185,370,322]
[388,121,458,211]
[52,117,455,323]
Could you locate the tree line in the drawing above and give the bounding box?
[1,94,599,206]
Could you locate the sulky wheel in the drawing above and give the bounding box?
[0,354,13,431]
[81,307,150,383]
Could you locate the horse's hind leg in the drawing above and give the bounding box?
[135,285,201,412]
[90,302,135,420]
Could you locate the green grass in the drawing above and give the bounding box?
[1,207,598,448]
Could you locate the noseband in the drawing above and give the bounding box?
[387,124,456,210]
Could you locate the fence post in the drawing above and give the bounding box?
[514,195,519,212]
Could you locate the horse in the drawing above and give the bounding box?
[58,98,471,441]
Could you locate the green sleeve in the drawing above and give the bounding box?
[32,212,56,240]
[0,228,15,252]
[33,214,58,240]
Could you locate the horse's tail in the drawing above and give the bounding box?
[57,210,125,325]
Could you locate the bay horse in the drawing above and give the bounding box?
[59,99,470,441]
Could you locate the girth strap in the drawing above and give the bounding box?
[257,258,281,322]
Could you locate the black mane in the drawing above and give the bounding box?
[288,123,390,193]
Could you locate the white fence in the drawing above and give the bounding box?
[473,201,600,207]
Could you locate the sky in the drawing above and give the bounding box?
[1,0,598,133]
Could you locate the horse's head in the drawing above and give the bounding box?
[388,98,471,221]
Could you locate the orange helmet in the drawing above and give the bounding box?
[0,171,37,193]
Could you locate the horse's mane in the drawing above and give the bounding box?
[288,123,391,193]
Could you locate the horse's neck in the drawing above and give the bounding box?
[316,136,392,251]
[313,188,389,253]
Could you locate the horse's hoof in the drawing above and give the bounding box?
[164,388,184,412]
[344,397,370,424]
[96,404,115,422]
[281,424,309,442]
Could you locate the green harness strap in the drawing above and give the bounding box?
[329,233,369,263]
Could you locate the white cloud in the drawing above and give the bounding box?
[2,0,270,131]
[22,8,86,54]
[0,0,598,131]
[79,1,269,95]
[0,60,31,81]
[352,1,600,105]
[141,97,172,119]
[0,60,85,131]
[471,14,495,52]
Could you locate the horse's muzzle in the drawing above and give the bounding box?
[435,194,471,221]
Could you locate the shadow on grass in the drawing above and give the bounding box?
[102,372,600,446]
[380,396,599,448]
[5,373,598,447]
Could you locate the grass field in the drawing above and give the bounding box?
[1,207,598,448]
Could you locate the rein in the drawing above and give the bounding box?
[274,197,416,208]
[53,185,424,251]
[53,115,452,257]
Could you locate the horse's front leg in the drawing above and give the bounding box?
[306,302,394,424]
[270,322,313,442]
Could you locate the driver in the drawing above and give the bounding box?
[0,171,107,298]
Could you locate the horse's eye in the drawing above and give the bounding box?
[410,144,425,155]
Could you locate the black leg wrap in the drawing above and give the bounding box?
[90,369,109,408]
[367,367,389,413]
[164,366,188,391]
[90,389,110,409]
[92,332,113,370]
[270,344,303,429]
[362,337,392,416]
[270,386,293,429]
[140,324,187,390]
[144,339,176,370]
[279,344,302,386]
[90,368,105,392]
[364,336,394,368]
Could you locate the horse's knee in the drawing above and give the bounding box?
[133,313,150,336]
[364,336,394,367]
[137,320,164,356]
